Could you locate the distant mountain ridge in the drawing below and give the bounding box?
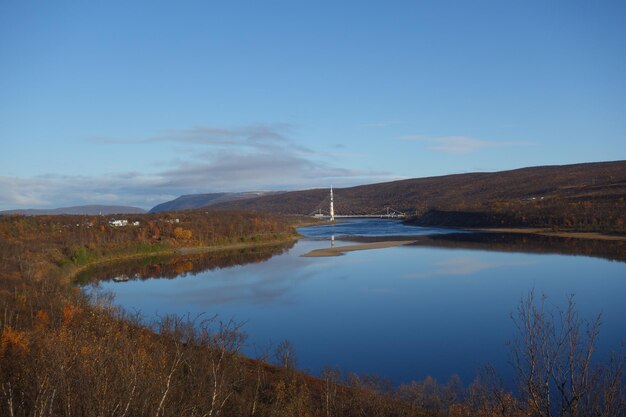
[0,205,147,216]
[149,191,285,213]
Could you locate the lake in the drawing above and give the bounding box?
[88,219,626,387]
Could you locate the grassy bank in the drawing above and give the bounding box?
[65,236,299,284]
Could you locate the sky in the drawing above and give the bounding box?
[1,1,625,210]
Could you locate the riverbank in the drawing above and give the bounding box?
[465,227,626,241]
[65,236,299,282]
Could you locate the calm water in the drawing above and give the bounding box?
[91,219,626,386]
[299,218,456,238]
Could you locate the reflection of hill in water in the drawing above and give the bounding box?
[347,232,626,263]
[76,242,295,284]
[408,233,626,263]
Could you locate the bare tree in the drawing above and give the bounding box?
[321,367,340,417]
[274,340,297,370]
[205,319,246,417]
[511,290,624,417]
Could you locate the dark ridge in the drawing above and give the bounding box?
[149,191,286,213]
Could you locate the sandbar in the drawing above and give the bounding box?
[302,240,416,257]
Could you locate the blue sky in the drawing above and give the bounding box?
[1,1,625,210]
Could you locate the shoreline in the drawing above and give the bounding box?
[65,236,298,282]
[464,227,626,241]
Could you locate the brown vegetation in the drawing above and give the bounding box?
[74,244,294,285]
[210,160,626,232]
[0,210,295,280]
[0,214,624,416]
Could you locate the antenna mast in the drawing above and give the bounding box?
[329,186,335,222]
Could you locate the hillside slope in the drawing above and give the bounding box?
[149,191,285,213]
[210,161,626,230]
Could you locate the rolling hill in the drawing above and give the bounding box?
[208,160,626,231]
[149,191,285,213]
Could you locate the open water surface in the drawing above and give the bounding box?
[89,219,626,386]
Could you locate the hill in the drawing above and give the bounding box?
[149,191,285,213]
[0,205,147,216]
[209,160,626,231]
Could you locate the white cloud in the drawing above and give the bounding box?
[0,174,174,211]
[91,124,309,153]
[0,124,397,210]
[0,177,47,206]
[402,135,531,154]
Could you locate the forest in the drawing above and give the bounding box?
[0,212,624,416]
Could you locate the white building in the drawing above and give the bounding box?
[109,219,128,227]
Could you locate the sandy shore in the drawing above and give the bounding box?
[468,228,626,241]
[302,240,416,257]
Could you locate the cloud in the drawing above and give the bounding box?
[153,124,296,149]
[92,124,312,153]
[0,177,48,207]
[147,125,392,190]
[0,174,177,210]
[0,124,397,210]
[402,135,530,154]
[164,155,301,187]
[157,149,388,190]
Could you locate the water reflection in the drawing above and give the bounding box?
[76,241,296,285]
[300,219,626,263]
[407,232,626,263]
[405,255,538,279]
[299,218,456,238]
[86,220,626,386]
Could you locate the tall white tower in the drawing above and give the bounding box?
[329,186,335,222]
